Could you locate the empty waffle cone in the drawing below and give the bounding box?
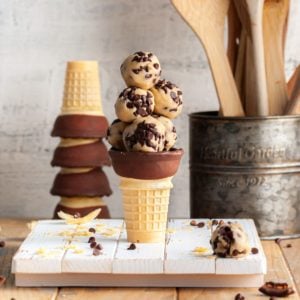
[61,61,103,116]
[51,139,111,168]
[53,197,110,219]
[120,176,173,243]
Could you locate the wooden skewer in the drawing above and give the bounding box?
[172,0,244,117]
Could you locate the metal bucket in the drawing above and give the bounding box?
[189,111,300,237]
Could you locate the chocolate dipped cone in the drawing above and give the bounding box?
[109,149,183,243]
[51,139,111,168]
[53,197,110,219]
[51,168,112,197]
[51,114,109,138]
[61,61,103,116]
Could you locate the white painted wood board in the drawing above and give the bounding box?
[12,219,267,287]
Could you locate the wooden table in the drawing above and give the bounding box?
[0,219,299,300]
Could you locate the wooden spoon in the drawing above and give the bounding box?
[172,0,244,117]
[234,0,269,116]
[263,0,290,115]
[285,65,300,115]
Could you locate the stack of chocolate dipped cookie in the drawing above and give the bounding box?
[51,61,112,218]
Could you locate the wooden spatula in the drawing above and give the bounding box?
[285,65,300,115]
[234,0,269,116]
[172,0,244,117]
[263,0,290,115]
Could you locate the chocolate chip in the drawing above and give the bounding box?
[232,249,239,256]
[251,247,259,254]
[0,241,5,248]
[93,248,101,256]
[95,244,103,250]
[90,241,97,248]
[0,275,6,286]
[197,222,205,228]
[88,237,95,243]
[212,220,219,226]
[170,91,177,100]
[153,63,159,69]
[127,243,136,250]
[190,220,197,226]
[259,282,294,297]
[88,228,96,234]
[275,238,282,244]
[132,69,140,74]
[286,243,292,248]
[234,293,245,300]
[145,73,152,79]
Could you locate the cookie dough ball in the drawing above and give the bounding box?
[151,79,183,119]
[107,119,128,150]
[210,222,251,258]
[154,115,177,151]
[123,116,166,152]
[115,87,154,122]
[121,51,162,90]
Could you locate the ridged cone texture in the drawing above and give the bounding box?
[120,176,173,243]
[61,61,103,115]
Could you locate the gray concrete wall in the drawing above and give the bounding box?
[0,0,299,218]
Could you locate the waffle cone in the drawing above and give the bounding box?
[61,61,103,115]
[119,176,173,243]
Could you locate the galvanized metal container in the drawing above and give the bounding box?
[190,111,300,237]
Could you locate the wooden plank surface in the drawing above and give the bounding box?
[0,219,58,300]
[1,219,300,300]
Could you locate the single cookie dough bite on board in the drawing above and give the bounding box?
[211,222,251,258]
[115,87,154,122]
[122,116,166,152]
[151,79,183,119]
[121,51,162,89]
[154,115,177,151]
[107,119,128,150]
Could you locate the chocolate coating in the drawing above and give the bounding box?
[51,115,109,138]
[51,140,111,168]
[51,168,112,197]
[53,204,110,219]
[109,148,183,179]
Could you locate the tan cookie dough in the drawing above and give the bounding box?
[154,115,177,151]
[151,79,183,119]
[211,222,251,258]
[115,87,154,122]
[122,116,166,152]
[107,119,128,150]
[121,51,161,90]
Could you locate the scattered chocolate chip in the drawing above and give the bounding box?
[0,241,5,248]
[286,243,292,248]
[190,220,197,226]
[197,222,205,228]
[275,238,282,244]
[90,241,97,248]
[0,275,6,286]
[88,237,96,243]
[95,244,103,250]
[251,247,259,254]
[212,220,219,226]
[88,228,96,234]
[127,243,136,250]
[234,293,245,300]
[93,248,101,256]
[153,63,159,69]
[259,281,295,297]
[232,249,239,256]
[145,73,152,79]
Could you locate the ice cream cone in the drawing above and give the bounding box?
[61,61,103,116]
[53,196,110,219]
[109,149,183,243]
[120,176,173,243]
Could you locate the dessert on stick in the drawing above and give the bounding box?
[50,61,112,219]
[108,51,183,243]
